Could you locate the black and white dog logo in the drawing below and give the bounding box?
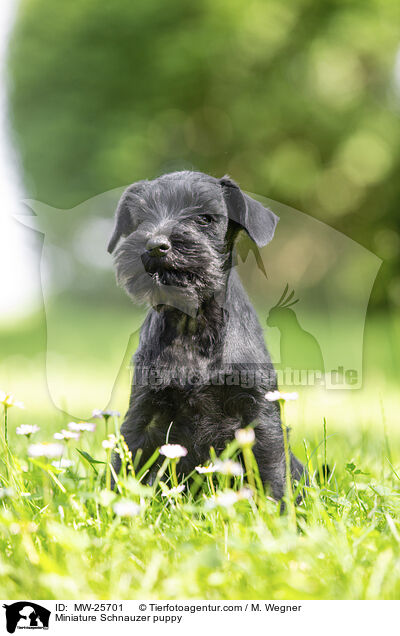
[2,602,50,633]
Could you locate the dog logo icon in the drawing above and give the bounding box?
[2,602,50,633]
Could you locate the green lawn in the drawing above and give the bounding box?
[0,308,399,599]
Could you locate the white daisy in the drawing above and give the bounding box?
[0,390,24,409]
[51,458,74,469]
[214,459,243,476]
[209,487,252,509]
[237,487,253,501]
[113,500,141,517]
[28,442,64,458]
[102,434,118,450]
[92,409,121,419]
[161,485,185,497]
[159,444,188,459]
[68,421,96,433]
[54,429,81,441]
[235,428,255,446]
[0,487,15,499]
[195,464,217,474]
[16,425,40,437]
[214,491,239,507]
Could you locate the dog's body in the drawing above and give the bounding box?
[108,171,304,499]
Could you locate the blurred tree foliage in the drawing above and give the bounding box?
[7,0,400,306]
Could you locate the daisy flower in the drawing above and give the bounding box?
[51,458,74,469]
[68,421,96,433]
[212,491,239,508]
[214,459,243,476]
[159,444,188,459]
[113,500,141,517]
[195,464,217,474]
[54,429,81,441]
[102,434,118,450]
[209,487,252,509]
[161,485,185,497]
[237,487,253,501]
[28,442,64,458]
[235,428,255,446]
[0,487,15,499]
[92,409,120,420]
[0,390,24,409]
[16,425,40,437]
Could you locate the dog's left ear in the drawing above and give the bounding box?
[107,182,144,253]
[220,177,279,247]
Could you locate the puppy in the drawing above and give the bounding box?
[107,171,304,498]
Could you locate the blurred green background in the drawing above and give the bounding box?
[7,0,400,305]
[2,0,400,424]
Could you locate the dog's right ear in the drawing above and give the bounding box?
[107,183,143,253]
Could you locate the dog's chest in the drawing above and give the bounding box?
[161,332,214,371]
[137,310,223,385]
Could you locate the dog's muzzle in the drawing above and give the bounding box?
[145,235,171,257]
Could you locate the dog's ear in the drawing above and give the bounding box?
[107,183,144,253]
[220,176,279,247]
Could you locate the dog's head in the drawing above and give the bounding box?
[107,171,278,315]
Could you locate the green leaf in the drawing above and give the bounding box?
[136,447,160,481]
[76,449,106,475]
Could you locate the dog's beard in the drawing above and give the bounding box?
[114,241,226,317]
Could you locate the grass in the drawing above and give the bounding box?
[0,307,399,599]
[1,385,400,600]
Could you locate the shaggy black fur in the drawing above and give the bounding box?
[108,171,304,499]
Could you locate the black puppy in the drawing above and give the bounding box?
[107,171,304,499]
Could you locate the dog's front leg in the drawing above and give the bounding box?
[252,419,305,501]
[111,391,167,487]
[110,410,147,488]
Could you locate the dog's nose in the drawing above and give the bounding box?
[146,236,171,256]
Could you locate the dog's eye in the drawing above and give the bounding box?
[197,214,213,226]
